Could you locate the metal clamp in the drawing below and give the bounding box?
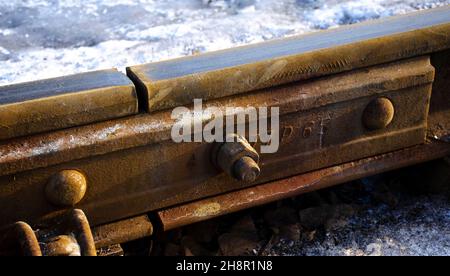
[0,209,96,256]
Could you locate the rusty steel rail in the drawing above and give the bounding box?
[128,5,450,112]
[0,6,449,254]
[0,56,436,229]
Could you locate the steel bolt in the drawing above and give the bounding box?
[233,156,261,182]
[45,170,87,207]
[213,134,260,183]
[363,97,395,130]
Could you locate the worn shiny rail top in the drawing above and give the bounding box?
[0,70,133,105]
[0,69,138,140]
[139,6,450,80]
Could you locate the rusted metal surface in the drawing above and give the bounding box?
[158,140,450,231]
[6,214,152,253]
[127,6,450,112]
[0,57,434,228]
[68,209,97,256]
[212,134,260,182]
[362,97,395,130]
[157,44,450,233]
[0,10,446,248]
[233,157,260,183]
[0,221,43,256]
[92,215,153,248]
[0,57,434,176]
[11,222,42,256]
[0,69,138,140]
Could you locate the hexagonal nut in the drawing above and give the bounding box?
[45,170,87,207]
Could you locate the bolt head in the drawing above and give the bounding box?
[363,97,395,130]
[45,170,87,207]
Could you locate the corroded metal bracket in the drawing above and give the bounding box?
[0,212,154,256]
[127,6,450,112]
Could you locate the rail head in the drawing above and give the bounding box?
[127,5,450,112]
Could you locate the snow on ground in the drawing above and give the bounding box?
[1,0,450,84]
[271,195,450,256]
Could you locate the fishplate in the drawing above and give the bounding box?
[0,56,434,227]
[127,6,450,113]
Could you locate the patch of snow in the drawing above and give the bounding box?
[0,28,15,36]
[304,0,394,29]
[2,0,448,85]
[0,46,10,55]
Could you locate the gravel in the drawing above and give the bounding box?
[270,194,450,256]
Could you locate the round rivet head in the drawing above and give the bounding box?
[45,170,87,206]
[363,97,395,130]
